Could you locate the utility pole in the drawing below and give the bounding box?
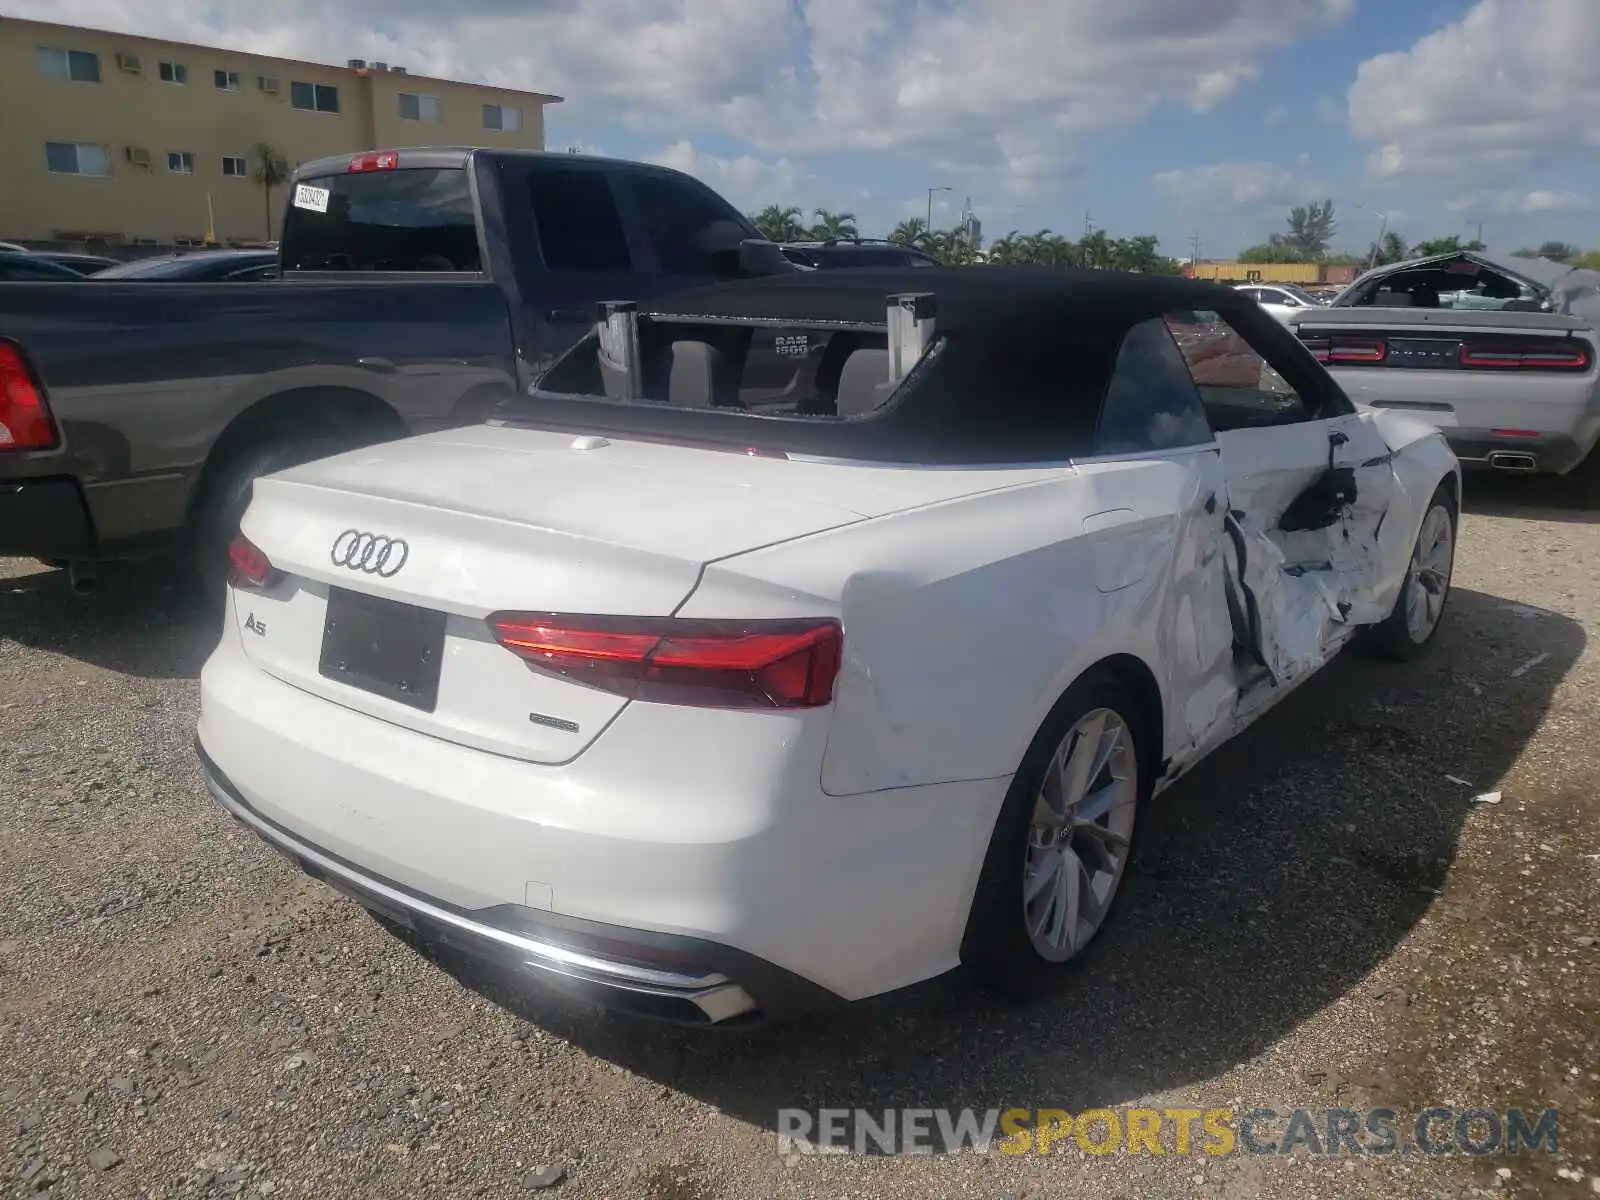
[926,185,952,231]
[1189,232,1201,265]
[1083,209,1093,239]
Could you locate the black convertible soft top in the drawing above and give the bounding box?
[639,265,1245,329]
[494,266,1326,465]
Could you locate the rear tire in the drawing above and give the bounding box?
[190,435,348,603]
[961,670,1150,1001]
[1359,482,1457,662]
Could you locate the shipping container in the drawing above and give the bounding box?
[1184,261,1324,284]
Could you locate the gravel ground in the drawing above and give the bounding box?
[1,475,1596,1200]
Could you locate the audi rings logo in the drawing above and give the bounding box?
[330,529,410,577]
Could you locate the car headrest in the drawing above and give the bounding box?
[834,348,894,417]
[666,340,718,409]
[1375,289,1412,307]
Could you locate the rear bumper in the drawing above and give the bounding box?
[196,619,998,1020]
[198,745,829,1025]
[0,476,95,558]
[1446,428,1595,475]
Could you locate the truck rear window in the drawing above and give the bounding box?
[279,167,481,273]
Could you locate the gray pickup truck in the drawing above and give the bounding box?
[0,146,799,591]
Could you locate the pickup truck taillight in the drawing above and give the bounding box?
[0,341,57,451]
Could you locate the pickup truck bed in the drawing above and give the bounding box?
[0,146,800,587]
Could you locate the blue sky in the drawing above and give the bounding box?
[34,0,1600,258]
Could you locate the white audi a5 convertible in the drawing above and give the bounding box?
[196,267,1460,1026]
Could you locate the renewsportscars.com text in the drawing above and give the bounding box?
[775,1106,1560,1157]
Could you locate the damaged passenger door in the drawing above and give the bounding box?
[1165,306,1399,692]
[1090,316,1240,766]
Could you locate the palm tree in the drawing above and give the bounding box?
[749,205,807,243]
[253,142,290,240]
[807,209,859,241]
[889,218,929,248]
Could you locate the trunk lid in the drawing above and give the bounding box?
[231,425,1052,763]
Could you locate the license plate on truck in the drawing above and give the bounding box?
[318,587,447,712]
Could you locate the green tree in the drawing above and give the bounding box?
[807,209,859,240]
[1537,241,1579,262]
[889,217,930,247]
[749,205,807,242]
[1573,249,1600,270]
[252,142,290,241]
[1238,239,1302,263]
[1284,199,1337,260]
[1368,230,1409,266]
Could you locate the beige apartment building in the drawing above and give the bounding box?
[0,16,562,247]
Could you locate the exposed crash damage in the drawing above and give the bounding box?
[1216,410,1439,695]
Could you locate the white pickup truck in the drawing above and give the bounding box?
[1291,252,1600,494]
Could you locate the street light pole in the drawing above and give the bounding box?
[926,185,951,231]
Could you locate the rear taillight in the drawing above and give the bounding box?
[348,151,399,173]
[1329,338,1387,364]
[1299,336,1386,365]
[1459,340,1591,371]
[489,613,843,710]
[0,341,57,451]
[227,534,281,591]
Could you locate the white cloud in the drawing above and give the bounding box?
[1153,160,1330,213]
[16,0,1355,198]
[1348,0,1600,182]
[647,141,812,211]
[1446,189,1594,216]
[1264,104,1290,127]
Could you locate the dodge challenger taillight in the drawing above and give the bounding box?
[1458,340,1591,371]
[1301,336,1387,365]
[489,613,844,709]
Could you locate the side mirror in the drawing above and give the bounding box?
[710,238,798,278]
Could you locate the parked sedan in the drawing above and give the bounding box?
[90,249,279,282]
[1234,282,1325,324]
[0,254,87,282]
[28,251,120,276]
[195,267,1459,1025]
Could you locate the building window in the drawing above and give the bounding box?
[168,151,196,175]
[289,81,339,113]
[222,155,248,178]
[397,92,442,122]
[214,69,241,91]
[37,46,101,82]
[45,142,111,176]
[158,61,188,85]
[131,236,160,246]
[483,104,521,132]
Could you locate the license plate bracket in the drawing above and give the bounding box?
[319,587,446,712]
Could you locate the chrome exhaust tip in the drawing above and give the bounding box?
[1487,451,1538,473]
